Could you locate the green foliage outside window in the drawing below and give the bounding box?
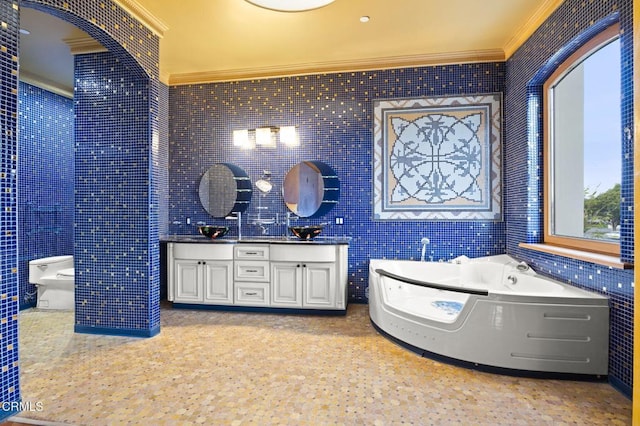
[584,183,620,240]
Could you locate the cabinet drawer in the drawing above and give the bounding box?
[270,244,335,262]
[235,261,270,282]
[172,243,234,260]
[235,245,270,260]
[235,282,270,306]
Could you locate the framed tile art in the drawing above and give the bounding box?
[373,94,502,220]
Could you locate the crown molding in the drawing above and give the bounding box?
[64,36,108,55]
[19,70,73,99]
[113,0,168,37]
[167,49,505,85]
[159,70,171,86]
[503,0,565,59]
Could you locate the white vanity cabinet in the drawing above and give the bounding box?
[167,240,348,312]
[271,261,337,308]
[168,243,234,305]
[271,244,347,310]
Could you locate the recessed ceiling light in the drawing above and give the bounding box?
[360,16,370,23]
[19,28,30,35]
[245,0,334,12]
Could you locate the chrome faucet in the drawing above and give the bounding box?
[285,212,298,235]
[420,237,430,262]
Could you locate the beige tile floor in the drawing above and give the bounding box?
[8,304,631,425]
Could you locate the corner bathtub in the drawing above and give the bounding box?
[368,255,609,377]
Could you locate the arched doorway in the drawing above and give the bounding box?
[0,0,165,417]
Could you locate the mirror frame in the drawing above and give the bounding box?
[282,160,339,218]
[198,163,252,218]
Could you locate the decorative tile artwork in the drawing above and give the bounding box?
[373,94,502,220]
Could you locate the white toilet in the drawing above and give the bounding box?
[28,255,75,310]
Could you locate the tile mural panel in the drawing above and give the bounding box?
[373,94,502,220]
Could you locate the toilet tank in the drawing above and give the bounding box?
[29,255,74,284]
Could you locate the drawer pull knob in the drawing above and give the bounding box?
[245,252,258,255]
[245,291,258,296]
[246,269,258,273]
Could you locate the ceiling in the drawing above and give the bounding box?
[19,0,563,95]
[19,7,95,97]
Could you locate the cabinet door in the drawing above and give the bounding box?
[271,262,303,307]
[203,261,233,305]
[175,259,203,302]
[303,263,335,308]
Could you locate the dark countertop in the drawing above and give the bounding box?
[160,235,351,245]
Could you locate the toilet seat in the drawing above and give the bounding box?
[57,268,75,279]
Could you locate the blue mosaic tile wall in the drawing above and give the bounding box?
[19,0,163,339]
[0,0,162,418]
[0,1,21,419]
[504,0,634,395]
[157,83,170,237]
[74,51,158,337]
[168,64,507,302]
[17,82,74,310]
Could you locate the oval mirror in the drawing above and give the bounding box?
[283,161,339,218]
[198,163,252,218]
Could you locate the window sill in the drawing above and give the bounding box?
[518,243,633,270]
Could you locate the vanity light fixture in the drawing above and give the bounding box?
[255,127,277,147]
[245,0,334,12]
[279,125,299,146]
[233,129,254,149]
[233,126,298,149]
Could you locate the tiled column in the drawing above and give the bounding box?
[73,51,159,337]
[0,0,21,420]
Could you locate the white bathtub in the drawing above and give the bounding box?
[368,254,609,377]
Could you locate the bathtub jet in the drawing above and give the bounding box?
[368,254,609,378]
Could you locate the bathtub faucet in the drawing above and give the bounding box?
[420,237,430,262]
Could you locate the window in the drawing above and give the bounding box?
[544,24,621,256]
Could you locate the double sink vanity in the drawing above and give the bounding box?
[165,159,348,313]
[165,236,349,313]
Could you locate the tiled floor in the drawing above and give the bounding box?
[6,304,632,425]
